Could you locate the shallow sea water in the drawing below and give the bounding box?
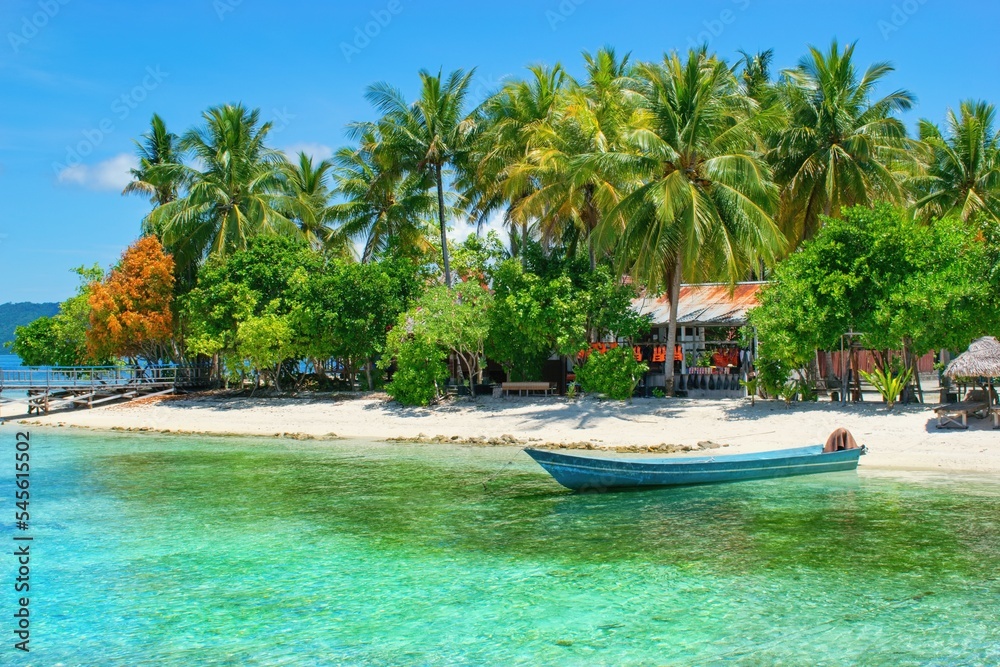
[1,428,998,665]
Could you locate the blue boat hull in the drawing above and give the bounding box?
[524,445,864,491]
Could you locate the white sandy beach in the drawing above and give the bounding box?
[7,392,998,474]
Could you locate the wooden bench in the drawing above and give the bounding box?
[932,400,990,429]
[501,382,554,397]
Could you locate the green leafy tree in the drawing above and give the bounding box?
[486,260,587,380]
[381,280,492,403]
[182,235,321,382]
[381,331,449,406]
[749,204,1000,385]
[236,314,297,392]
[290,258,424,389]
[575,346,648,400]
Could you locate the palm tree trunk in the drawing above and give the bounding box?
[521,219,528,269]
[584,186,598,272]
[665,250,683,397]
[435,163,452,287]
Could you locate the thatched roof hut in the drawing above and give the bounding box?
[944,336,1000,378]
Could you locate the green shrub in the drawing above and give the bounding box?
[575,346,648,400]
[382,337,448,406]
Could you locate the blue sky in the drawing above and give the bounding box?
[1,0,997,302]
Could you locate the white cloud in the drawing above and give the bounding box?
[56,153,137,191]
[283,142,334,162]
[451,210,511,247]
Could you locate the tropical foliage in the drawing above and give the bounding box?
[15,39,1000,404]
[749,205,1000,380]
[575,346,648,400]
[87,236,175,364]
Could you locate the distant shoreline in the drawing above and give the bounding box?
[6,392,999,475]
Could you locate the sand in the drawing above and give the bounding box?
[5,391,998,474]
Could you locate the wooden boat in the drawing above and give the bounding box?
[524,437,865,491]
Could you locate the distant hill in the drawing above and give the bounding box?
[0,302,60,348]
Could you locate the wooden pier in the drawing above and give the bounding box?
[0,365,211,415]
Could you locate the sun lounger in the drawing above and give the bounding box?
[932,389,991,429]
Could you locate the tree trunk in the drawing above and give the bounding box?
[584,186,598,272]
[211,352,220,388]
[521,219,528,269]
[435,163,452,288]
[823,350,835,381]
[665,250,683,397]
[364,360,373,392]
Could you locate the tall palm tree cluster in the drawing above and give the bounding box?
[126,41,1000,391]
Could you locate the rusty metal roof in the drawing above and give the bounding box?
[632,282,766,326]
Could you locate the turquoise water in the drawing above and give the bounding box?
[2,429,998,665]
[0,354,23,369]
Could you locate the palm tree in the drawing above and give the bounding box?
[515,47,637,270]
[736,48,776,107]
[910,100,1000,223]
[359,68,478,286]
[123,113,182,207]
[595,49,786,396]
[281,152,338,252]
[464,64,568,264]
[144,104,297,274]
[329,129,437,263]
[770,40,914,246]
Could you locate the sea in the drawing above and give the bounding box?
[0,429,996,665]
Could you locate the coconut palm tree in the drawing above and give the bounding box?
[910,100,1000,223]
[736,48,776,108]
[144,104,297,274]
[359,68,478,286]
[514,47,638,271]
[594,49,786,395]
[123,113,182,207]
[329,130,437,263]
[770,40,914,246]
[281,152,338,252]
[464,64,568,264]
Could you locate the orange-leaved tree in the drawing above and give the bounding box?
[88,236,176,364]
